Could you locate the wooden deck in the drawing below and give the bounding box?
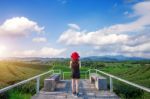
[32,79,120,99]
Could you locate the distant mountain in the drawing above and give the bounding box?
[81,55,150,61]
[1,55,149,62]
[0,57,67,62]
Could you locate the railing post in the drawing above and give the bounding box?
[63,73,64,80]
[36,77,40,94]
[110,76,113,92]
[85,72,86,79]
[52,70,54,74]
[89,69,91,78]
[96,69,97,74]
[59,70,61,74]
[86,71,88,79]
[59,70,61,80]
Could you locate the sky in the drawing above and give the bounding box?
[0,0,150,58]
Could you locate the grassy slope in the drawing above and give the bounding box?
[0,60,52,99]
[101,63,150,99]
[102,63,150,88]
[0,60,51,88]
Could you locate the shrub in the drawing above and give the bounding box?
[114,81,144,99]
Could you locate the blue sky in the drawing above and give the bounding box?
[0,0,149,58]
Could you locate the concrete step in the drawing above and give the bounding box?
[32,79,120,99]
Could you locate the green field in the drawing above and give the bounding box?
[102,63,150,88]
[0,60,52,99]
[0,60,150,99]
[100,62,150,99]
[0,60,51,88]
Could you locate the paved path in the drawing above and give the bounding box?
[32,79,119,99]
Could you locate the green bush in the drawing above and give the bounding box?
[114,81,144,99]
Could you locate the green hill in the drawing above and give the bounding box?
[0,60,51,88]
[101,62,150,99]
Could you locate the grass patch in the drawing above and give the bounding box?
[9,90,31,99]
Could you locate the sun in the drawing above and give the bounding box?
[0,45,7,57]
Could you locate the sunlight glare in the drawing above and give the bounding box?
[0,45,7,57]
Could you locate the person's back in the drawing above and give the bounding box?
[70,52,80,97]
[71,60,80,79]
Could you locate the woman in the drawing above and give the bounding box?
[70,52,81,97]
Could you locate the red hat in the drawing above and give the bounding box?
[71,52,80,60]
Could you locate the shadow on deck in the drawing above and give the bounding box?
[32,79,119,99]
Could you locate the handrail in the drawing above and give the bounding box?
[89,69,150,93]
[0,70,53,94]
[0,68,150,95]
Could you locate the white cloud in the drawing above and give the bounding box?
[0,17,44,37]
[58,28,129,45]
[58,1,150,45]
[122,42,150,52]
[68,24,80,30]
[39,47,66,56]
[32,37,47,43]
[12,47,66,57]
[58,1,150,58]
